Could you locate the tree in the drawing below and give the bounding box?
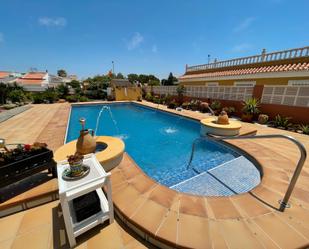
[8,89,26,103]
[148,74,160,82]
[128,74,139,83]
[161,72,178,85]
[148,80,160,86]
[56,84,69,98]
[0,83,9,104]
[116,73,125,79]
[138,74,150,84]
[57,69,67,77]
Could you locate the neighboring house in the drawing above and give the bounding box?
[15,72,49,92]
[109,79,141,101]
[0,71,21,84]
[179,46,309,87]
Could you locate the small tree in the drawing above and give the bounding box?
[57,69,67,77]
[128,74,139,83]
[116,73,125,79]
[8,89,26,103]
[56,84,69,98]
[176,85,186,105]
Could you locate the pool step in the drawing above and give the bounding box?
[171,156,260,196]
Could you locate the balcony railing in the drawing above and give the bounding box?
[186,46,309,73]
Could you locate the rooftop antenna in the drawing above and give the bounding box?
[207,54,211,64]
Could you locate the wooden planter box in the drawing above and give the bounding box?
[0,147,57,189]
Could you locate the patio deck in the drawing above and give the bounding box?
[0,101,309,248]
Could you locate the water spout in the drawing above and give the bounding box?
[95,105,120,136]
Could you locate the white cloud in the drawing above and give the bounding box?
[231,43,253,53]
[234,17,255,32]
[38,17,67,27]
[127,32,144,50]
[0,33,4,43]
[152,44,158,53]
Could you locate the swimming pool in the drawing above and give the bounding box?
[66,103,260,196]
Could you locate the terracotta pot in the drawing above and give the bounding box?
[76,129,96,155]
[241,113,253,123]
[217,111,229,125]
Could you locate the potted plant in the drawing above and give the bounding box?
[241,98,260,122]
[67,153,84,176]
[199,102,209,113]
[167,100,177,109]
[258,114,269,124]
[0,141,56,189]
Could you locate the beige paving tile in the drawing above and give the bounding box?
[11,224,51,249]
[0,211,24,243]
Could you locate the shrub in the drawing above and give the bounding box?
[79,96,89,102]
[3,104,17,110]
[56,84,69,98]
[8,89,26,103]
[66,95,79,103]
[222,106,236,115]
[167,100,177,109]
[145,93,153,102]
[299,124,309,135]
[242,98,260,115]
[32,93,45,104]
[210,100,221,111]
[272,114,292,129]
[43,88,59,103]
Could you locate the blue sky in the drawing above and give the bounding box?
[0,0,308,79]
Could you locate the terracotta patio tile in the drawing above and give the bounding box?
[87,223,124,249]
[0,211,24,242]
[18,201,57,235]
[243,219,280,249]
[113,185,141,212]
[207,198,241,219]
[129,174,157,194]
[231,194,272,217]
[148,185,177,209]
[131,199,168,236]
[155,210,178,247]
[208,220,228,249]
[11,224,51,249]
[254,213,308,248]
[218,219,264,249]
[178,195,207,217]
[177,213,211,249]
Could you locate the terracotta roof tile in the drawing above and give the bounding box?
[22,72,47,79]
[16,79,44,85]
[180,62,309,80]
[0,72,10,79]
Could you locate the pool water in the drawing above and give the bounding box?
[66,103,244,189]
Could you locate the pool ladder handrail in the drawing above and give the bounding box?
[187,134,307,212]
